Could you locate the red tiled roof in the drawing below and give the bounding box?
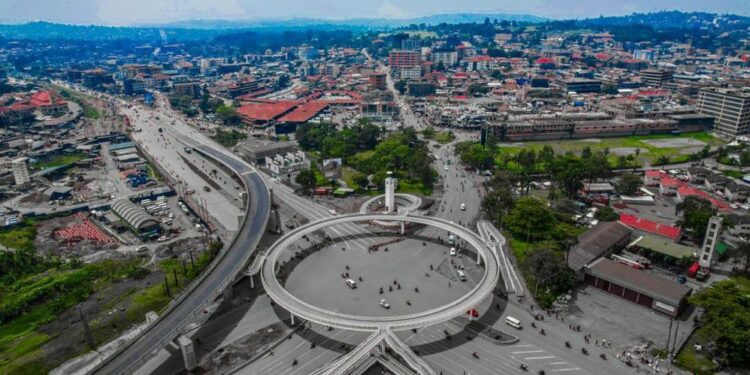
[30,91,53,106]
[236,100,300,122]
[645,170,665,177]
[619,213,682,240]
[660,177,680,187]
[277,100,329,123]
[677,186,732,212]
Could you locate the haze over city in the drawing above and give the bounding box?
[0,0,748,25]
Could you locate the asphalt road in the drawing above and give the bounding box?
[91,100,271,375]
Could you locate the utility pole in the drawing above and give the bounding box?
[164,276,171,297]
[78,306,95,350]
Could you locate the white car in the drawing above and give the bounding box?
[450,247,457,256]
[443,165,449,171]
[328,209,338,215]
[460,203,466,211]
[379,299,390,309]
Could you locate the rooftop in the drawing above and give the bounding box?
[587,258,692,306]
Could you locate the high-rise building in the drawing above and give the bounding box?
[640,69,673,87]
[388,50,420,68]
[401,38,421,51]
[431,51,459,68]
[369,72,387,90]
[12,157,30,186]
[698,88,750,136]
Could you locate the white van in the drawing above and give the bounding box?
[457,270,467,281]
[460,203,466,211]
[505,316,523,329]
[345,279,357,289]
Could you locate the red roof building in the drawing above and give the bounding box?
[277,101,329,123]
[236,100,300,126]
[619,213,682,241]
[677,186,732,212]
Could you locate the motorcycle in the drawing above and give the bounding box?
[581,348,588,355]
[472,352,479,359]
[531,322,537,328]
[520,364,528,371]
[600,353,607,360]
[540,329,546,335]
[565,341,571,348]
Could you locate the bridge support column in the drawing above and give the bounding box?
[290,312,295,325]
[177,335,197,371]
[249,274,255,289]
[400,220,405,235]
[476,250,481,265]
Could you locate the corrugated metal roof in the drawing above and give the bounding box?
[586,258,691,306]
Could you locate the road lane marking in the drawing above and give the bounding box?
[551,368,580,372]
[525,356,555,360]
[512,350,543,354]
[550,361,568,365]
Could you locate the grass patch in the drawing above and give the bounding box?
[397,180,432,195]
[508,237,534,264]
[341,167,362,190]
[32,153,86,170]
[722,169,745,179]
[0,219,36,251]
[675,343,717,375]
[212,128,245,147]
[82,105,100,119]
[496,132,725,167]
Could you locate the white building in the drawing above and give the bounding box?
[265,151,310,182]
[12,157,30,186]
[399,66,422,80]
[384,171,397,213]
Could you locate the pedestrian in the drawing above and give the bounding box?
[595,340,598,346]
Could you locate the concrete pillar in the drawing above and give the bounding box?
[177,335,197,371]
[476,251,481,265]
[249,274,255,289]
[400,220,405,235]
[290,312,295,325]
[385,172,396,213]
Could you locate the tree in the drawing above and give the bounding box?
[481,187,515,228]
[688,279,750,368]
[676,196,715,240]
[505,197,557,241]
[394,79,407,94]
[733,241,750,272]
[602,84,619,95]
[615,173,642,195]
[295,168,317,195]
[457,143,494,170]
[216,105,241,125]
[594,206,619,222]
[522,247,575,307]
[656,154,670,168]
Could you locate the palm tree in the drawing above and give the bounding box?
[633,148,641,171]
[657,155,670,169]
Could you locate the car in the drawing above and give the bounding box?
[379,299,390,309]
[345,279,357,289]
[450,247,457,256]
[443,165,449,171]
[460,203,466,211]
[203,186,211,192]
[328,209,338,215]
[156,236,168,242]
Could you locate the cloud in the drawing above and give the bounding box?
[377,0,408,19]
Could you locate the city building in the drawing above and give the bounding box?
[238,139,298,164]
[557,78,602,94]
[173,82,201,98]
[640,69,673,87]
[401,38,421,51]
[399,66,422,80]
[697,88,750,136]
[264,151,310,182]
[12,157,30,186]
[369,72,387,90]
[431,51,459,68]
[388,50,420,68]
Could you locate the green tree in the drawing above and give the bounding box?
[458,143,495,170]
[688,279,750,368]
[295,168,317,195]
[675,196,716,240]
[481,187,515,228]
[594,206,619,222]
[215,105,241,125]
[522,247,575,307]
[656,154,671,168]
[615,173,643,195]
[505,197,557,241]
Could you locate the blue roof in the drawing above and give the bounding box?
[110,141,136,151]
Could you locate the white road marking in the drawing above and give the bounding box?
[512,350,544,354]
[525,355,555,360]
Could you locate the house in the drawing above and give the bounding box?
[644,170,666,187]
[568,221,632,276]
[724,182,750,203]
[726,213,750,238]
[704,174,732,191]
[659,177,679,196]
[687,167,711,184]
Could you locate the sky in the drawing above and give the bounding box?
[0,0,748,25]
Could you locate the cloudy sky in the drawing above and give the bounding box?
[0,0,748,25]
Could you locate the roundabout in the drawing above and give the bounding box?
[260,213,500,332]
